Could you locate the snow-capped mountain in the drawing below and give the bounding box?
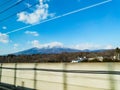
[14,47,81,55]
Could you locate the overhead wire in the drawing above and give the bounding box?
[0,0,25,14]
[0,1,39,23]
[4,0,112,35]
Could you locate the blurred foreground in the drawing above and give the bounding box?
[0,63,119,90]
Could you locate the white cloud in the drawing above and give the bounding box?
[31,40,40,48]
[31,40,63,48]
[72,43,114,50]
[0,33,9,43]
[13,44,19,49]
[46,42,63,48]
[25,31,39,36]
[17,0,53,24]
[2,26,7,30]
[104,45,114,49]
[30,41,114,50]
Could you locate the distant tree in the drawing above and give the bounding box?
[7,54,16,57]
[116,47,120,53]
[115,47,120,60]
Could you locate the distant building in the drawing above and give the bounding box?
[116,54,120,60]
[96,56,104,62]
[88,58,96,61]
[113,55,120,60]
[71,60,81,63]
[113,56,116,60]
[88,56,103,62]
[71,56,87,63]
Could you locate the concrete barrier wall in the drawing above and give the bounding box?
[0,63,120,90]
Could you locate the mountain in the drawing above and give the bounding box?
[13,46,110,55]
[14,47,81,55]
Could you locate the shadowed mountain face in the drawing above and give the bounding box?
[14,47,82,55]
[14,46,110,55]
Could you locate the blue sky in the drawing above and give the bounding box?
[0,0,120,55]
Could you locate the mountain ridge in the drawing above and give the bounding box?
[14,47,81,55]
[13,47,110,55]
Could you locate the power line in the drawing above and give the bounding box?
[0,1,39,23]
[5,0,112,35]
[0,0,25,15]
[0,0,12,7]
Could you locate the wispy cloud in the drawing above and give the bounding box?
[0,32,9,43]
[13,44,19,49]
[31,40,63,48]
[25,31,39,36]
[17,0,54,24]
[2,26,7,30]
[72,43,114,50]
